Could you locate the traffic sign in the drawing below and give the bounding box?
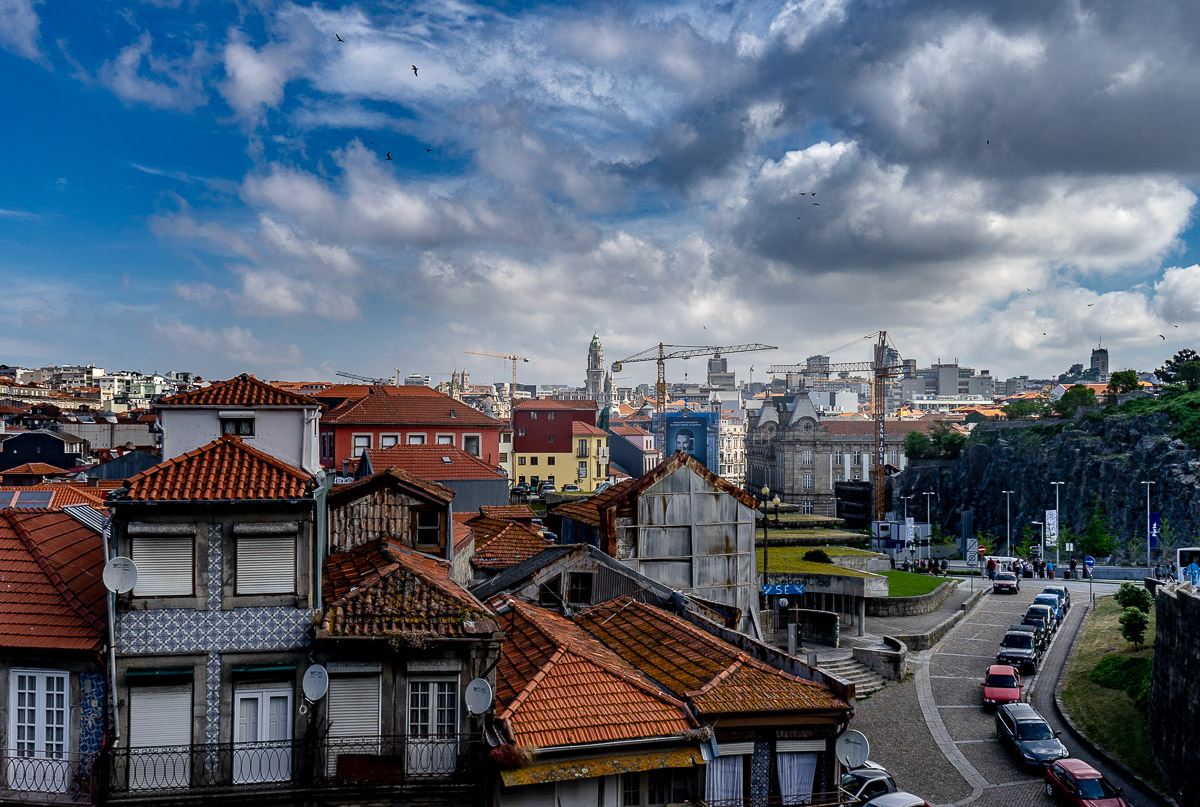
[1084,556,1095,568]
[977,546,987,555]
[763,584,806,596]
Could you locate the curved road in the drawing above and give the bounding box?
[912,579,1166,807]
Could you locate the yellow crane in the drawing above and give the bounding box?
[463,349,530,408]
[612,342,777,458]
[769,332,908,522]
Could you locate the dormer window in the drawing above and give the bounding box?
[219,411,255,436]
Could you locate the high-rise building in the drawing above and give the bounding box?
[1091,346,1109,382]
[583,334,618,410]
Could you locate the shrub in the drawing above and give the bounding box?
[803,549,833,564]
[1089,655,1153,709]
[1119,607,1149,649]
[1114,582,1154,613]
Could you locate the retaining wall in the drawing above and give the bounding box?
[866,579,958,617]
[1148,583,1200,804]
[852,636,908,681]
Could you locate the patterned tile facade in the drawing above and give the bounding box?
[116,606,317,654]
[750,736,770,804]
[78,673,105,778]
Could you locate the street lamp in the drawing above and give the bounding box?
[1032,520,1044,568]
[923,491,936,562]
[1141,481,1154,572]
[1002,490,1014,558]
[1051,481,1064,570]
[902,495,914,519]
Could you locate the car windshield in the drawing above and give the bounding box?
[1004,634,1034,649]
[1076,777,1120,799]
[1017,722,1054,740]
[997,573,1016,581]
[986,674,1017,688]
[1035,597,1058,608]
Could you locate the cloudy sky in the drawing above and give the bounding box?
[3,0,1199,389]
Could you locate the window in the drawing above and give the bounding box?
[802,473,814,491]
[9,670,69,793]
[530,412,538,420]
[326,676,381,774]
[801,500,815,514]
[518,456,526,466]
[407,434,427,445]
[889,449,898,464]
[131,534,194,596]
[408,679,458,774]
[499,452,508,463]
[802,450,814,465]
[567,572,594,605]
[233,684,292,783]
[320,433,335,461]
[852,450,861,466]
[352,434,372,457]
[518,428,526,437]
[538,575,562,606]
[463,435,481,456]
[547,457,555,466]
[547,412,555,420]
[380,435,399,448]
[128,683,192,789]
[596,463,605,478]
[436,434,454,445]
[578,439,588,456]
[578,462,587,479]
[547,433,555,443]
[235,534,296,595]
[530,457,538,466]
[413,510,441,547]
[220,416,255,436]
[623,769,692,806]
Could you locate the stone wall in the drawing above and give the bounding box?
[852,636,908,680]
[1148,582,1200,804]
[866,580,958,617]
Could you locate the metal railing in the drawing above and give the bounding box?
[107,733,479,795]
[701,793,858,807]
[0,749,101,804]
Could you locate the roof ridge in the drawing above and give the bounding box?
[123,434,311,490]
[497,645,566,722]
[6,511,105,637]
[158,373,320,408]
[688,656,745,698]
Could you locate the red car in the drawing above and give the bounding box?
[981,664,1022,708]
[1044,759,1129,806]
[993,571,1020,594]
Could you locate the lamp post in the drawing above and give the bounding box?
[1032,520,1044,568]
[1141,481,1154,572]
[1050,481,1064,569]
[1002,490,1014,558]
[923,491,936,562]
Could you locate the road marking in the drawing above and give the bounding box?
[930,675,984,679]
[935,652,997,659]
[954,738,1000,744]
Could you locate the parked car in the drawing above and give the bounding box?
[993,571,1020,594]
[1033,593,1064,627]
[510,482,530,497]
[1007,624,1044,656]
[997,629,1041,673]
[1026,604,1058,635]
[981,664,1022,708]
[1044,760,1128,806]
[1019,614,1051,651]
[862,793,932,807]
[594,480,613,493]
[840,764,898,804]
[560,483,581,493]
[537,482,557,496]
[1042,585,1071,613]
[996,703,1069,767]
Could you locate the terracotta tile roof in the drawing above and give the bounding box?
[571,422,608,437]
[0,484,108,509]
[0,509,106,651]
[495,600,697,748]
[3,462,69,475]
[578,598,848,716]
[469,517,551,570]
[611,424,650,436]
[452,514,474,552]
[479,505,536,521]
[158,373,321,408]
[322,385,500,427]
[320,540,497,639]
[330,466,455,506]
[363,445,504,480]
[114,434,312,502]
[513,398,595,411]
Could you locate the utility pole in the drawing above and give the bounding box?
[1051,481,1064,570]
[1002,490,1014,558]
[1142,481,1154,572]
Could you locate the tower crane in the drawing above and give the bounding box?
[768,332,908,523]
[463,350,530,408]
[336,370,391,385]
[612,343,777,459]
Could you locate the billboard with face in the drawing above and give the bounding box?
[663,413,712,469]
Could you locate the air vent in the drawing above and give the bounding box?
[442,456,452,464]
[450,410,458,418]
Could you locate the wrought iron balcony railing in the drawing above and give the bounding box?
[0,748,101,804]
[106,733,479,795]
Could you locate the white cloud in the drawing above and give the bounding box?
[220,34,306,121]
[0,0,45,64]
[152,319,303,368]
[99,32,208,110]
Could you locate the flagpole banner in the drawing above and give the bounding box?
[1045,510,1058,547]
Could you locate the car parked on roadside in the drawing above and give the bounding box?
[560,483,581,493]
[510,482,530,498]
[840,764,898,804]
[995,702,1069,767]
[1044,759,1128,806]
[1026,604,1058,636]
[993,571,1020,594]
[1007,623,1045,656]
[1042,585,1071,613]
[1032,593,1064,627]
[1019,614,1051,651]
[537,482,557,496]
[997,629,1041,673]
[862,793,932,807]
[981,664,1022,708]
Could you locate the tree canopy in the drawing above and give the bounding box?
[1053,384,1099,416]
[1156,348,1200,391]
[1106,369,1140,400]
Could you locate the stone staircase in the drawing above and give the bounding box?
[815,656,889,698]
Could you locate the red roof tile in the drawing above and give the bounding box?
[479,505,536,521]
[115,435,312,502]
[364,445,504,480]
[158,373,322,408]
[0,510,106,651]
[512,398,596,411]
[3,462,69,475]
[320,541,497,639]
[329,466,455,506]
[578,598,848,715]
[0,484,108,509]
[469,517,551,570]
[322,386,500,427]
[571,422,608,437]
[495,600,697,748]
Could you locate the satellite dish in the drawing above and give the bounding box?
[302,665,329,701]
[103,557,138,594]
[835,729,870,769]
[464,678,493,715]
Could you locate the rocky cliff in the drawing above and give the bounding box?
[896,408,1200,561]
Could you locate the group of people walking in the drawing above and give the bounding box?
[895,557,949,575]
[984,555,1091,580]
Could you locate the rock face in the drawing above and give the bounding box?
[895,413,1200,561]
[1149,583,1200,802]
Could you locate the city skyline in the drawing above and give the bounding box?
[3,1,1200,387]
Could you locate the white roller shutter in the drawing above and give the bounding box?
[777,739,825,752]
[131,535,194,596]
[128,684,192,789]
[236,535,296,594]
[326,676,381,775]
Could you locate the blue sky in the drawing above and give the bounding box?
[3,0,1200,389]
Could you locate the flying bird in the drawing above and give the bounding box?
[426,148,432,152]
[385,152,392,160]
[813,202,820,206]
[412,65,419,76]
[986,139,990,145]
[1087,303,1093,307]
[1043,332,1047,336]
[1160,334,1166,340]
[336,33,344,42]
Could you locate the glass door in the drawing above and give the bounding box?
[406,680,457,776]
[7,671,68,793]
[233,686,292,784]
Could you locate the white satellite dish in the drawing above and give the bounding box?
[302,665,329,701]
[464,678,493,715]
[102,557,138,594]
[835,729,870,769]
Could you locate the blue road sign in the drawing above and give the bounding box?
[1149,512,1161,548]
[1084,556,1095,568]
[762,584,806,596]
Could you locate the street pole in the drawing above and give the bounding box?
[1142,481,1154,573]
[1032,521,1043,571]
[760,485,770,597]
[1051,481,1064,571]
[1002,490,1013,558]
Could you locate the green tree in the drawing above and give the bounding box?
[1053,384,1099,416]
[1119,606,1149,649]
[1106,369,1140,401]
[1078,495,1115,558]
[904,430,932,460]
[1005,398,1049,420]
[1155,349,1200,390]
[929,422,967,458]
[1114,582,1154,612]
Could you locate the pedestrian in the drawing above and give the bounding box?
[941,558,949,576]
[1070,557,1077,579]
[890,555,896,570]
[986,557,996,581]
[1047,560,1054,580]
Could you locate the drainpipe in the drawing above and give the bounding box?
[313,472,332,605]
[100,512,119,741]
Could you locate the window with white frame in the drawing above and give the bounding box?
[235,533,296,595]
[578,461,587,479]
[220,415,255,436]
[436,434,454,445]
[852,450,861,466]
[9,669,69,793]
[407,434,427,445]
[546,412,555,420]
[802,473,814,490]
[233,684,293,784]
[801,450,814,465]
[131,533,194,597]
[530,412,538,420]
[352,434,372,457]
[408,679,458,774]
[463,435,481,456]
[801,500,815,514]
[380,434,399,448]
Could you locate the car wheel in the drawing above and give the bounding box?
[1045,782,1054,797]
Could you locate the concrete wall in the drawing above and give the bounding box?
[161,407,319,472]
[866,580,958,617]
[1148,582,1200,803]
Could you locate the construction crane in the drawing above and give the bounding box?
[463,350,529,408]
[612,343,777,459]
[768,332,908,523]
[336,370,391,385]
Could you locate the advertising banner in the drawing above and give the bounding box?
[663,413,712,468]
[1149,511,1161,548]
[1045,509,1058,547]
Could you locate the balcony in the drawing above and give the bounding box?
[106,734,482,799]
[1,748,101,804]
[701,793,854,807]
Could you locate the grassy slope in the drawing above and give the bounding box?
[1060,595,1165,789]
[882,569,949,597]
[756,547,874,577]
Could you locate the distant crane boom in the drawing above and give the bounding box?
[463,349,530,409]
[336,370,390,385]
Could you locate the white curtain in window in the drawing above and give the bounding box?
[778,752,818,805]
[705,755,743,802]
